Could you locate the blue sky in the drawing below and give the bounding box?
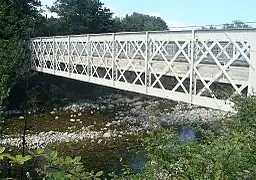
[41,0,256,29]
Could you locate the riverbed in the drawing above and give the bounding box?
[1,92,229,176]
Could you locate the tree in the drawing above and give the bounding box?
[223,20,251,29]
[0,0,41,133]
[48,0,114,35]
[116,12,169,32]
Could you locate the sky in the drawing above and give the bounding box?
[41,0,256,30]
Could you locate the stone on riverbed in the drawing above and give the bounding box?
[70,119,75,122]
[50,111,55,115]
[55,116,59,120]
[78,112,82,117]
[103,131,111,138]
[106,122,112,127]
[19,116,25,120]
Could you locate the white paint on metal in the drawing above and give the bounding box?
[31,30,256,111]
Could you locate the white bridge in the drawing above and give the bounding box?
[30,29,256,111]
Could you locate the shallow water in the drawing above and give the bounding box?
[2,94,200,178]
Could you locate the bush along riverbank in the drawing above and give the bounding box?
[1,94,255,179]
[115,96,256,179]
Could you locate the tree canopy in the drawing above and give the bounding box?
[0,0,42,131]
[223,20,252,29]
[46,0,114,35]
[114,12,169,32]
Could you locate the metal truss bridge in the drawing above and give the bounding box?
[30,29,256,111]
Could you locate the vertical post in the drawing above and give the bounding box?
[68,36,70,75]
[193,32,197,96]
[40,38,43,69]
[145,32,149,92]
[190,30,195,103]
[53,37,55,73]
[248,33,256,95]
[112,33,116,86]
[87,35,91,81]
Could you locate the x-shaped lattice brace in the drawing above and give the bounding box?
[148,37,191,93]
[115,40,146,85]
[197,40,251,96]
[41,41,54,69]
[70,41,88,75]
[55,42,69,72]
[194,38,251,98]
[90,41,112,79]
[31,41,42,68]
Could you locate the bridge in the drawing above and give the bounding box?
[30,29,256,111]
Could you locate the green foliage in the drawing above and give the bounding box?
[0,147,32,165]
[118,97,256,179]
[1,147,103,179]
[114,12,169,32]
[46,0,114,35]
[0,0,41,133]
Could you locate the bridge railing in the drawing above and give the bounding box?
[30,29,256,111]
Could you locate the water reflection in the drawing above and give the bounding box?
[179,126,196,142]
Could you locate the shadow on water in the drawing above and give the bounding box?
[179,126,197,142]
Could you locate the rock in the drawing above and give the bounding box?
[78,112,82,117]
[71,114,74,118]
[55,116,59,120]
[91,111,94,114]
[73,115,77,118]
[50,111,55,115]
[98,139,102,144]
[130,108,137,114]
[53,108,57,111]
[70,119,75,122]
[108,104,114,109]
[106,122,112,127]
[19,116,25,120]
[101,105,106,110]
[94,121,96,125]
[118,134,122,138]
[76,119,80,122]
[103,132,111,138]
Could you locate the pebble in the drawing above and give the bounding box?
[70,119,75,122]
[19,116,25,120]
[55,116,59,120]
[1,94,230,150]
[106,122,112,127]
[50,111,55,115]
[103,132,111,138]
